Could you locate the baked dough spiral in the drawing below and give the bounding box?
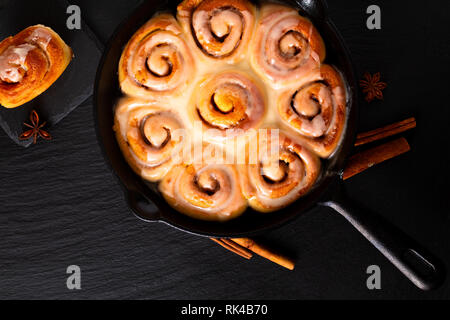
[159,152,247,221]
[191,70,266,141]
[114,98,186,182]
[250,4,325,89]
[0,25,72,109]
[239,130,321,212]
[177,0,255,63]
[118,14,195,98]
[277,64,347,158]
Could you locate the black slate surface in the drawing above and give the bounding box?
[0,0,102,147]
[0,0,449,299]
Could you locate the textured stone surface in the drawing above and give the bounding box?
[0,0,449,299]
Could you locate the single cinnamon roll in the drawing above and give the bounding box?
[159,152,247,221]
[114,98,186,182]
[239,130,321,212]
[0,25,72,109]
[250,3,325,89]
[277,64,347,158]
[177,0,255,63]
[191,71,266,141]
[118,14,195,98]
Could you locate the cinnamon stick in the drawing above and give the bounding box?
[210,238,253,260]
[231,238,295,270]
[343,137,410,180]
[355,117,416,147]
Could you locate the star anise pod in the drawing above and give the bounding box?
[19,110,52,144]
[360,72,387,103]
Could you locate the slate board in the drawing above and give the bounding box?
[0,0,103,147]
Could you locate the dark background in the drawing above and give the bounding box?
[1,0,449,299]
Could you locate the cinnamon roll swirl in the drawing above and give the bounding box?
[114,98,186,182]
[118,14,195,98]
[191,71,266,141]
[277,64,347,158]
[250,4,325,89]
[0,25,72,109]
[239,130,321,212]
[159,153,247,221]
[177,0,255,63]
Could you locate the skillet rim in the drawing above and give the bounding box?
[93,0,359,238]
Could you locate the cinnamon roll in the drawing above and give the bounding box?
[118,14,195,98]
[177,0,255,63]
[159,150,247,221]
[277,64,347,158]
[239,130,321,212]
[0,25,72,109]
[191,70,266,141]
[250,4,325,89]
[114,98,186,182]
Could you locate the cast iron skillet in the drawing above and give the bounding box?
[94,0,444,290]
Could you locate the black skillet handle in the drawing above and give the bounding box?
[127,191,161,222]
[319,185,445,290]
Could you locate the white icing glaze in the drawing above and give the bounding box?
[0,44,36,83]
[26,27,52,50]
